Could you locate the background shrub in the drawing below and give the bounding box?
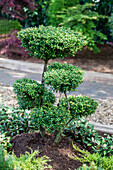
[0,30,30,60]
[0,20,22,35]
[13,78,55,110]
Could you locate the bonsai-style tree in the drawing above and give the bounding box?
[14,25,98,143]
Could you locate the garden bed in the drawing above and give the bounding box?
[11,131,112,170]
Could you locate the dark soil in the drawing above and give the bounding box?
[2,43,112,74]
[11,131,111,170]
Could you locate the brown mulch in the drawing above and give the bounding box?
[11,132,85,170]
[11,130,111,170]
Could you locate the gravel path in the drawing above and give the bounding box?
[0,83,113,126]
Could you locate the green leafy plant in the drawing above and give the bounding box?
[91,133,113,157]
[0,145,14,170]
[58,95,98,118]
[13,77,55,110]
[30,105,71,143]
[0,133,12,151]
[77,162,104,170]
[13,149,52,170]
[47,0,76,26]
[109,13,113,38]
[65,117,113,156]
[57,3,107,52]
[0,104,30,137]
[0,20,22,35]
[69,143,113,170]
[0,145,52,170]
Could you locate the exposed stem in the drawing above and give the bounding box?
[40,126,45,138]
[41,60,48,85]
[54,131,62,144]
[40,60,48,107]
[64,92,70,110]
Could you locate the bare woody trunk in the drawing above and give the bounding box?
[64,92,70,110]
[40,59,48,107]
[41,60,48,85]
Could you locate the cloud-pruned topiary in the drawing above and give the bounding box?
[44,62,84,93]
[44,62,84,110]
[13,78,55,110]
[58,95,98,118]
[18,25,87,84]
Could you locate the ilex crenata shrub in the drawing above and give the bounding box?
[13,78,55,110]
[30,105,71,143]
[18,25,86,62]
[44,62,84,93]
[58,95,98,118]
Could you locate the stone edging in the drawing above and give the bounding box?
[89,121,113,134]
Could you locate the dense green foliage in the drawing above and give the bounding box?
[58,95,98,118]
[0,133,12,151]
[70,144,113,170]
[65,118,113,156]
[47,0,76,26]
[22,0,49,28]
[13,78,55,110]
[57,3,107,52]
[44,63,84,93]
[0,145,14,170]
[77,162,103,170]
[18,25,87,62]
[13,149,52,170]
[109,13,113,38]
[0,145,52,170]
[0,104,30,137]
[30,106,71,139]
[0,20,22,34]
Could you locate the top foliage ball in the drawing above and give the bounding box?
[18,25,87,61]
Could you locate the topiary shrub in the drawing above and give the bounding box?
[13,78,55,110]
[0,20,22,35]
[58,95,98,118]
